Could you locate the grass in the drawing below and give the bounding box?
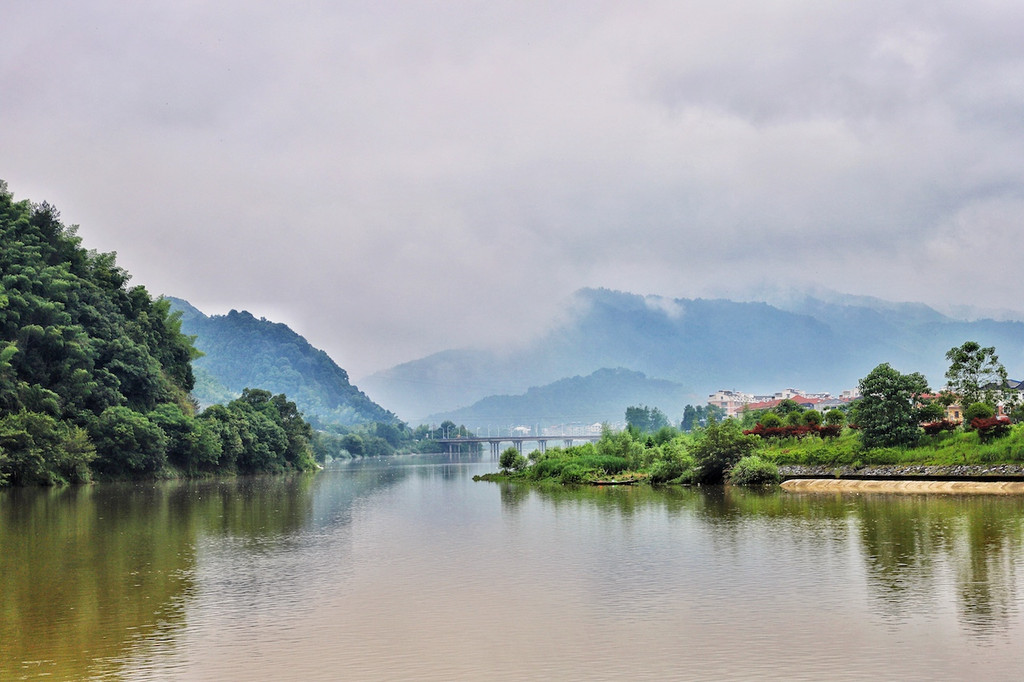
[757,426,1024,467]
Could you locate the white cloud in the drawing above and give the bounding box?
[3,1,1024,376]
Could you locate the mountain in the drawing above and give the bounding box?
[362,287,1024,421]
[424,368,694,430]
[167,298,398,427]
[0,181,320,485]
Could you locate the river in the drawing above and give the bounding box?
[2,453,1024,680]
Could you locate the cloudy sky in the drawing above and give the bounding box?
[4,1,1024,377]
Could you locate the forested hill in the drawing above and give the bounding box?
[426,368,692,429]
[0,181,317,485]
[167,298,398,428]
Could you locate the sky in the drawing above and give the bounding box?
[4,1,1024,378]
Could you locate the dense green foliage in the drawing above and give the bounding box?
[727,455,781,485]
[944,341,1011,409]
[690,418,759,484]
[625,404,670,433]
[680,403,726,431]
[0,182,317,485]
[168,298,398,428]
[854,363,931,449]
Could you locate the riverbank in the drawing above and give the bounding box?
[779,463,1024,480]
[782,478,1024,494]
[780,463,1024,494]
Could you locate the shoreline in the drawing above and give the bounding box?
[781,478,1024,494]
[779,463,1024,482]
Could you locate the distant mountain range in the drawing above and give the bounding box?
[361,288,1024,423]
[424,367,691,430]
[167,298,398,428]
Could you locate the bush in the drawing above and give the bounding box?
[922,420,957,436]
[972,416,1012,443]
[963,402,995,429]
[649,456,694,484]
[692,419,759,484]
[728,455,781,486]
[824,409,845,427]
[802,410,822,427]
[499,447,527,472]
[559,463,585,484]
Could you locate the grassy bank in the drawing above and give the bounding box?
[474,422,1024,487]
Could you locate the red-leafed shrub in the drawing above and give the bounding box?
[922,420,958,435]
[744,424,823,440]
[818,424,842,439]
[971,416,1012,442]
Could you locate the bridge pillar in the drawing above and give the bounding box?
[539,440,546,453]
[564,439,574,448]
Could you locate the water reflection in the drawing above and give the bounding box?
[4,459,1024,680]
[0,464,402,680]
[502,482,1024,641]
[1,483,198,680]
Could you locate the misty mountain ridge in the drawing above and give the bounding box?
[167,298,398,428]
[425,368,692,430]
[362,287,1024,422]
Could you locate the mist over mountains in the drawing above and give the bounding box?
[362,288,1024,423]
[167,288,1023,430]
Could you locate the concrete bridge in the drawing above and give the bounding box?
[434,434,603,456]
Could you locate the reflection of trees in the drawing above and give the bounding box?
[0,472,334,679]
[852,494,1024,636]
[0,484,199,680]
[495,482,1024,639]
[952,497,1024,638]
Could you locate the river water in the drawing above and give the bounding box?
[3,453,1024,681]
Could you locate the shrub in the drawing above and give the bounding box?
[963,402,995,429]
[576,455,630,475]
[649,449,696,484]
[499,447,526,472]
[972,416,1012,443]
[728,455,781,486]
[922,420,957,436]
[824,409,845,427]
[559,463,585,484]
[692,419,759,484]
[818,424,842,439]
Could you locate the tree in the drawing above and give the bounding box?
[945,341,1009,409]
[625,405,669,433]
[824,409,845,427]
[681,404,727,431]
[499,447,526,473]
[90,406,168,475]
[854,363,930,449]
[691,418,759,484]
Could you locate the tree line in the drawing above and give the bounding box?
[0,181,316,486]
[488,340,1023,488]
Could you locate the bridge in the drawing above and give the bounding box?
[434,434,603,456]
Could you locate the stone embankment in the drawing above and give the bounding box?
[780,464,1024,494]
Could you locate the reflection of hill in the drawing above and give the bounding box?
[0,465,408,679]
[0,484,198,680]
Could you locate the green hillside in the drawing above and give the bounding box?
[167,298,398,428]
[0,181,317,485]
